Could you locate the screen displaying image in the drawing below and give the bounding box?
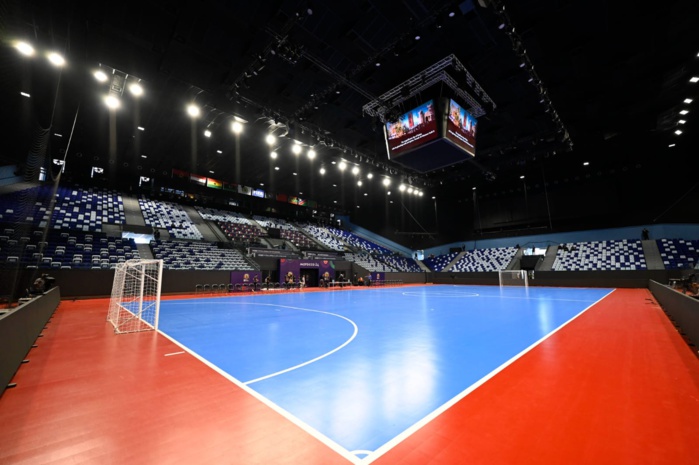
[445,99,477,156]
[384,100,438,157]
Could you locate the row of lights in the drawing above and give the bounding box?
[13,39,429,204]
[670,59,697,142]
[15,40,149,114]
[14,41,65,66]
[188,103,428,193]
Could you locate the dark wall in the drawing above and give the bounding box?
[21,269,682,299]
[0,287,60,397]
[431,270,678,288]
[649,280,699,348]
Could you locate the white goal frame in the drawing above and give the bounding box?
[107,259,163,334]
[498,269,529,288]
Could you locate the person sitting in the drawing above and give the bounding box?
[29,275,46,296]
[357,276,364,286]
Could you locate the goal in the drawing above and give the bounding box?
[498,269,529,288]
[107,259,163,334]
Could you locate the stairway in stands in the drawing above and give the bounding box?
[641,240,664,270]
[537,245,559,271]
[180,205,220,242]
[121,195,146,227]
[442,251,467,272]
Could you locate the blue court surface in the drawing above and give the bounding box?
[158,285,612,460]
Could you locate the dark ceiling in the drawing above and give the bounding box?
[1,0,698,242]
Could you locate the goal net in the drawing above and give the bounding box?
[498,269,529,288]
[107,259,163,334]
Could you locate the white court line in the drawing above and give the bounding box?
[161,301,359,385]
[400,290,600,303]
[362,288,616,464]
[156,329,364,465]
[240,303,358,385]
[164,351,185,356]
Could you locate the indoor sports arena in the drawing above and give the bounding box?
[1,1,699,464]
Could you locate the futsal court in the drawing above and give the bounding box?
[2,284,699,465]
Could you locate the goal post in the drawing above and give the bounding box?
[498,269,529,288]
[107,259,163,334]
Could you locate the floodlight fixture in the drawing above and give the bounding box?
[47,52,65,67]
[94,70,108,82]
[187,104,200,117]
[15,41,35,56]
[104,95,121,109]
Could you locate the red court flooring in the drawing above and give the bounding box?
[1,288,698,464]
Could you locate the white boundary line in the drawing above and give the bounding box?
[362,288,616,464]
[158,287,614,463]
[156,329,364,465]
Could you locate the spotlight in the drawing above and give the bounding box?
[583,161,590,166]
[319,167,326,175]
[383,178,391,186]
[675,129,683,135]
[419,192,424,197]
[187,104,200,117]
[47,52,65,67]
[204,129,212,138]
[520,175,525,179]
[270,151,278,159]
[339,161,347,171]
[231,121,243,134]
[292,144,302,155]
[357,180,363,186]
[351,166,360,175]
[15,41,35,56]
[265,134,276,145]
[684,98,693,104]
[307,149,316,159]
[104,95,121,109]
[94,70,108,82]
[690,77,699,83]
[129,83,144,96]
[679,109,689,115]
[367,173,373,179]
[399,184,406,192]
[274,166,280,171]
[407,187,414,194]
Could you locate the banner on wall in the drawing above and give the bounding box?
[172,168,189,179]
[206,178,223,189]
[190,174,207,185]
[279,259,336,283]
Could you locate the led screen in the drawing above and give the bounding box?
[445,99,477,156]
[384,100,438,157]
